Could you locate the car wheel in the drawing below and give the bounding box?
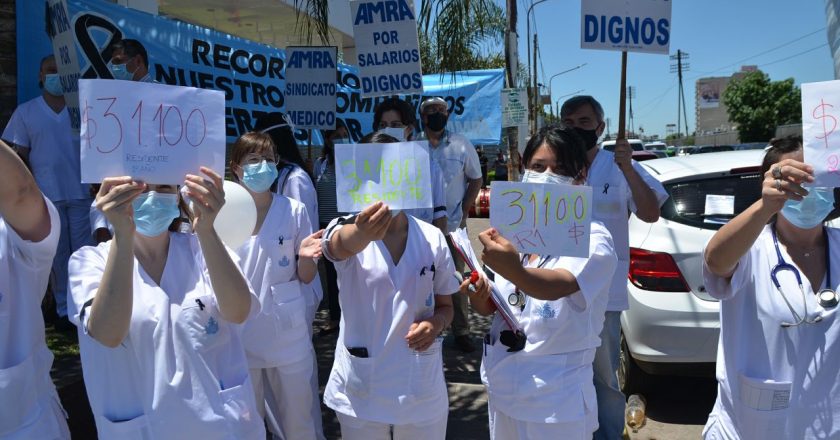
[619,331,652,396]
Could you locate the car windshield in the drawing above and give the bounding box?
[661,171,763,230]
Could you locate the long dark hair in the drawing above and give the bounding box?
[320,119,348,166]
[253,112,313,180]
[522,125,589,179]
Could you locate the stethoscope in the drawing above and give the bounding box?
[771,225,838,328]
[507,254,551,309]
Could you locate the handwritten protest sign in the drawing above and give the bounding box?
[79,79,225,184]
[335,141,432,212]
[490,182,592,257]
[351,0,424,97]
[580,0,672,55]
[802,80,840,188]
[285,46,338,129]
[502,88,528,128]
[47,0,82,132]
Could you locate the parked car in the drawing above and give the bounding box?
[649,150,669,159]
[735,142,769,151]
[644,141,667,152]
[674,146,694,156]
[631,150,660,162]
[619,150,765,395]
[686,145,735,155]
[602,139,644,152]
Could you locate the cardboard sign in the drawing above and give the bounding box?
[490,182,592,257]
[79,79,225,184]
[285,46,338,129]
[47,0,82,132]
[351,0,424,97]
[335,141,432,212]
[802,80,840,188]
[502,88,528,128]
[580,0,672,55]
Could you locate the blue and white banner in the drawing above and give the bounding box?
[580,0,672,55]
[16,0,503,145]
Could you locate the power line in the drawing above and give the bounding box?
[758,43,829,68]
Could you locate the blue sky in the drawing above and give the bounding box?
[515,0,834,139]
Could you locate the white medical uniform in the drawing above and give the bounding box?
[0,197,70,439]
[404,155,447,225]
[321,215,460,439]
[481,222,617,439]
[423,131,482,233]
[235,194,324,439]
[68,232,265,440]
[702,226,840,440]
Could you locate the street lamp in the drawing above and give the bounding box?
[547,64,586,117]
[526,0,549,133]
[554,89,585,119]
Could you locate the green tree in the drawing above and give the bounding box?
[722,71,801,142]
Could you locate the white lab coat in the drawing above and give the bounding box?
[235,194,324,439]
[481,222,616,436]
[0,197,70,439]
[702,226,840,439]
[68,232,265,440]
[321,214,460,428]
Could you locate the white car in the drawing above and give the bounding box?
[619,150,765,395]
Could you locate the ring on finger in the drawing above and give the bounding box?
[774,178,782,191]
[772,166,783,179]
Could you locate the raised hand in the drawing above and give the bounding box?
[184,167,225,236]
[96,177,146,235]
[355,201,392,242]
[613,138,633,171]
[763,159,814,212]
[300,229,325,260]
[478,228,521,277]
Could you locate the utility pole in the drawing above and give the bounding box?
[532,33,538,134]
[504,0,521,180]
[627,86,636,137]
[670,50,690,138]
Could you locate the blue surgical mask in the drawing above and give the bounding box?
[133,192,180,237]
[242,160,279,193]
[108,62,134,81]
[43,74,63,96]
[521,170,574,185]
[780,186,835,230]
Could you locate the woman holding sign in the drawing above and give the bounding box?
[229,132,326,440]
[67,169,265,439]
[702,136,840,439]
[463,126,617,439]
[320,132,460,439]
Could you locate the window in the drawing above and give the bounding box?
[661,172,763,230]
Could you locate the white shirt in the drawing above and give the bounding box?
[481,222,616,424]
[2,96,89,202]
[426,132,482,233]
[321,215,460,425]
[236,194,313,368]
[68,233,264,440]
[0,197,61,436]
[403,155,447,225]
[702,226,840,440]
[585,149,668,311]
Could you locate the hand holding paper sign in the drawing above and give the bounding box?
[95,176,146,234]
[183,167,225,236]
[478,229,524,281]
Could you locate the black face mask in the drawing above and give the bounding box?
[573,127,599,150]
[425,113,448,132]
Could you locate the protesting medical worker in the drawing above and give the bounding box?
[464,126,617,439]
[229,132,325,439]
[68,168,265,439]
[0,139,70,439]
[703,135,840,439]
[321,132,461,439]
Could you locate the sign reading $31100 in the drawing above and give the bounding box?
[490,182,593,257]
[334,141,433,213]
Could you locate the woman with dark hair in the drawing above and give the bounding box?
[462,125,617,439]
[320,130,460,439]
[702,135,840,439]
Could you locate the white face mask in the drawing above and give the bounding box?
[381,127,407,142]
[521,169,574,185]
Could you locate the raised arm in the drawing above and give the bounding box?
[185,167,252,324]
[0,140,49,241]
[614,139,660,222]
[705,159,812,278]
[326,201,392,261]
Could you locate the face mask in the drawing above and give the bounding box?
[425,113,448,132]
[108,62,134,81]
[43,74,63,96]
[780,187,835,230]
[133,192,180,237]
[241,160,279,193]
[381,127,407,142]
[573,127,600,150]
[521,170,574,185]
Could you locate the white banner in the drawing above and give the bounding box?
[351,0,424,97]
[802,80,840,188]
[490,182,592,257]
[335,141,432,213]
[79,79,226,184]
[285,46,338,130]
[502,88,529,128]
[580,0,672,55]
